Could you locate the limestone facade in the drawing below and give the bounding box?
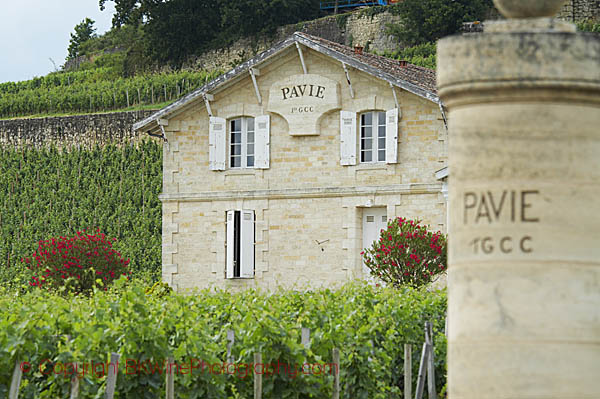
[136,33,447,291]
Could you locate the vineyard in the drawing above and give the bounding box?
[0,68,220,119]
[0,140,162,285]
[0,282,447,398]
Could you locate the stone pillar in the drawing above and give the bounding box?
[437,1,600,398]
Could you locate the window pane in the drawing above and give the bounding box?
[231,119,241,132]
[232,145,241,155]
[378,150,386,162]
[247,143,254,156]
[231,156,241,168]
[231,132,241,144]
[378,112,386,126]
[378,137,386,150]
[378,125,386,138]
[363,151,372,162]
[362,138,372,150]
[247,118,255,131]
[362,126,372,138]
[247,132,254,143]
[362,112,372,126]
[247,156,254,167]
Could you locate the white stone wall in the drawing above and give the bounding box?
[160,46,447,291]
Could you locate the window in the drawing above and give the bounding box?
[230,117,255,168]
[226,210,255,278]
[209,115,270,171]
[360,111,386,163]
[340,109,398,166]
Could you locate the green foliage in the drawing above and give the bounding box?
[23,231,131,294]
[67,18,97,60]
[387,0,493,45]
[145,281,173,298]
[577,20,600,33]
[362,218,447,288]
[379,42,437,69]
[99,0,322,67]
[0,281,446,398]
[0,69,219,118]
[0,141,162,289]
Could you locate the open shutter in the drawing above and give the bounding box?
[209,116,226,170]
[386,108,398,164]
[226,210,235,278]
[240,210,255,278]
[340,110,357,165]
[254,115,270,169]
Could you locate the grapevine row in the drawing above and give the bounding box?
[0,70,220,118]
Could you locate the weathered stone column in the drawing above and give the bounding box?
[437,1,600,398]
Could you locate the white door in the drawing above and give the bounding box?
[362,208,387,279]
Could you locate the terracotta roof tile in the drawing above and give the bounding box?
[297,32,437,95]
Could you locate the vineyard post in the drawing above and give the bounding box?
[104,352,120,399]
[163,85,167,102]
[9,359,23,399]
[404,344,412,399]
[89,95,92,112]
[301,327,310,349]
[332,348,340,399]
[425,322,436,399]
[70,363,81,399]
[152,85,154,104]
[126,90,130,108]
[226,329,235,363]
[137,88,141,105]
[415,340,428,399]
[166,357,175,399]
[254,352,262,399]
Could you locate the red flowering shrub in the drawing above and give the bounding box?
[22,230,130,294]
[362,217,447,288]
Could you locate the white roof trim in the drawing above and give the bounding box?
[134,32,440,133]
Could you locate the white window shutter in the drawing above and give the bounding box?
[240,210,255,278]
[340,110,357,166]
[255,115,270,169]
[386,108,399,164]
[209,116,226,170]
[226,210,235,278]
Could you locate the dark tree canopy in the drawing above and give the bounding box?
[388,0,494,45]
[99,0,321,66]
[67,18,97,60]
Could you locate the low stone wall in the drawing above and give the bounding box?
[0,110,158,148]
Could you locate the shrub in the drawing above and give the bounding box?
[22,230,130,294]
[362,217,447,288]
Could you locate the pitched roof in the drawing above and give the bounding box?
[134,32,439,133]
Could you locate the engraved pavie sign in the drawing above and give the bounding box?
[267,74,341,136]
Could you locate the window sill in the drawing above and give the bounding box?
[224,169,258,176]
[354,162,388,171]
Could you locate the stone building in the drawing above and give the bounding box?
[134,32,447,291]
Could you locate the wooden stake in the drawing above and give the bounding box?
[227,329,235,363]
[9,359,23,399]
[301,327,310,349]
[70,363,81,399]
[426,322,437,399]
[332,348,340,399]
[404,344,412,399]
[105,353,120,399]
[166,357,175,399]
[254,352,262,399]
[415,342,428,399]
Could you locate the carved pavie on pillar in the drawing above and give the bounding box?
[438,0,600,398]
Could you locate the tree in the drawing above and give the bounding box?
[67,18,97,60]
[387,0,493,45]
[362,217,447,288]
